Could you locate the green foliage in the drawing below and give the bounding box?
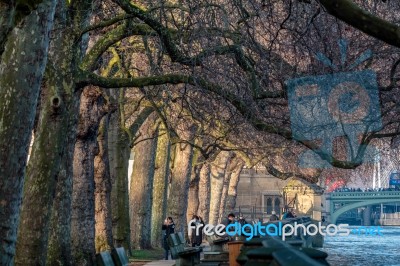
[131,248,164,261]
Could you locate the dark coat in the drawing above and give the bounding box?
[190,220,204,245]
[269,214,279,221]
[238,218,247,226]
[162,223,175,249]
[286,212,295,218]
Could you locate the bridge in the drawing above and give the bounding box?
[327,190,400,224]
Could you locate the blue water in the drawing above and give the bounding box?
[319,226,400,266]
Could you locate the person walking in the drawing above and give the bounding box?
[162,217,175,260]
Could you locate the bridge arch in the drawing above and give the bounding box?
[330,198,400,224]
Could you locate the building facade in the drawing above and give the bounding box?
[235,168,323,221]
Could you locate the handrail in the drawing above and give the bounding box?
[329,191,400,198]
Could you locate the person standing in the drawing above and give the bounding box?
[162,217,175,260]
[190,215,205,247]
[238,215,248,226]
[269,211,279,221]
[222,213,236,239]
[223,213,236,226]
[286,209,295,218]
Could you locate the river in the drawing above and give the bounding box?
[319,226,400,266]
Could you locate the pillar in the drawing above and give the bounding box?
[363,206,372,226]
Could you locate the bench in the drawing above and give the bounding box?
[168,233,202,266]
[176,232,202,252]
[176,231,203,261]
[235,237,329,265]
[96,247,129,266]
[96,251,115,266]
[273,248,326,266]
[202,234,230,265]
[251,237,327,265]
[111,247,129,266]
[206,234,229,252]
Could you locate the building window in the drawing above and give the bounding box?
[274,198,281,215]
[266,197,273,214]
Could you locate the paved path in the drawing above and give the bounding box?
[144,260,175,266]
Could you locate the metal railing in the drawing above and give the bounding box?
[233,206,283,222]
[329,191,400,199]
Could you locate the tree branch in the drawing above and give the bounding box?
[80,23,154,71]
[266,163,322,184]
[79,70,381,169]
[79,13,136,36]
[319,0,400,48]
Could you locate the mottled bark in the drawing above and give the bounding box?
[218,162,233,224]
[94,114,114,253]
[71,87,107,266]
[225,160,244,214]
[46,154,74,266]
[0,0,56,263]
[209,151,231,225]
[166,128,195,233]
[0,2,15,56]
[130,114,158,249]
[15,1,92,264]
[108,110,132,253]
[320,0,400,48]
[151,127,170,248]
[187,165,200,223]
[197,164,211,224]
[45,87,81,266]
[219,157,244,221]
[16,78,69,265]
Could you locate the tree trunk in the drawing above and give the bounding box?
[16,75,73,265]
[130,114,158,249]
[151,126,170,248]
[109,103,153,252]
[0,1,56,263]
[108,110,132,253]
[46,153,74,266]
[45,89,82,266]
[0,2,14,56]
[225,160,245,214]
[219,157,244,222]
[187,166,200,223]
[94,114,114,253]
[15,1,92,264]
[166,128,195,233]
[209,151,231,225]
[71,87,107,265]
[218,162,233,224]
[197,164,211,223]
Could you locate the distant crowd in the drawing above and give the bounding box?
[332,187,400,192]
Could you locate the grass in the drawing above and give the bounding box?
[130,248,165,261]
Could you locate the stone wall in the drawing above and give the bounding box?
[236,169,323,220]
